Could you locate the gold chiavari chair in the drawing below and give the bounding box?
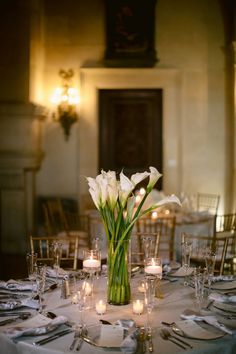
[196,193,220,215]
[131,231,160,267]
[181,232,235,275]
[29,235,79,270]
[137,215,176,264]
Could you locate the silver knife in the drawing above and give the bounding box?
[33,328,73,346]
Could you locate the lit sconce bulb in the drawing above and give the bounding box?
[140,188,145,195]
[151,211,158,219]
[165,209,170,215]
[135,195,141,204]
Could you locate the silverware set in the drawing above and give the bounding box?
[161,322,193,350]
[160,328,192,350]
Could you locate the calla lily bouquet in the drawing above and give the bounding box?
[87,166,181,305]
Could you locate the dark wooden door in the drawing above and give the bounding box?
[99,89,163,189]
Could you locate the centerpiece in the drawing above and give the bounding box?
[87,167,180,305]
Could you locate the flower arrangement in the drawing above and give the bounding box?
[87,166,181,305]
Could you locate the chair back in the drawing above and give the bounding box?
[181,232,235,275]
[29,235,79,270]
[137,215,176,264]
[197,193,220,215]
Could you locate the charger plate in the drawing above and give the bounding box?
[174,320,225,340]
[211,280,236,291]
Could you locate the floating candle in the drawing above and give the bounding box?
[83,258,101,269]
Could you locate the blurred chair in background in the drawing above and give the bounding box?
[196,193,220,215]
[137,215,176,264]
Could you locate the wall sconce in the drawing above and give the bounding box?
[51,69,79,140]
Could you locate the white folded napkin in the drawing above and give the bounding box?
[180,309,234,335]
[0,297,39,311]
[111,319,137,354]
[209,292,236,303]
[0,280,37,292]
[46,267,68,278]
[4,315,68,339]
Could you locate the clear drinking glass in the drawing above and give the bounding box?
[182,239,192,286]
[51,242,62,281]
[26,252,38,280]
[35,264,47,313]
[204,248,216,294]
[144,277,157,329]
[194,268,207,311]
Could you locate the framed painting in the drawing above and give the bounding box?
[104,0,158,67]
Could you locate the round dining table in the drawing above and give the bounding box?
[0,273,235,354]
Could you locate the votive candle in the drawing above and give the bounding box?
[133,299,144,315]
[95,299,107,315]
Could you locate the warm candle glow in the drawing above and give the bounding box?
[95,299,107,315]
[151,211,158,219]
[140,188,145,195]
[133,299,144,315]
[82,281,92,296]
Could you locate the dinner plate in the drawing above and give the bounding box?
[213,301,236,313]
[174,320,225,340]
[169,267,194,277]
[211,280,236,291]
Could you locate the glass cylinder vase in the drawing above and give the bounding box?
[107,239,131,305]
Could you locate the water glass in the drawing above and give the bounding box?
[26,252,37,281]
[51,242,62,281]
[204,248,216,294]
[194,268,207,311]
[182,239,192,286]
[35,264,47,313]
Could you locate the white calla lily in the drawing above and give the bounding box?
[147,167,162,191]
[131,171,149,186]
[151,194,181,209]
[119,171,134,207]
[89,187,100,209]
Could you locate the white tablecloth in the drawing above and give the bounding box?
[0,275,236,354]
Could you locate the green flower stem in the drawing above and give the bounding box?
[107,239,130,305]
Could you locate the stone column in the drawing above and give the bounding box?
[0,0,46,254]
[233,41,236,212]
[0,103,45,254]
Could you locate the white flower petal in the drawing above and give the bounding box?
[147,167,162,189]
[131,171,149,186]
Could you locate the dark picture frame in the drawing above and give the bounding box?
[104,0,158,67]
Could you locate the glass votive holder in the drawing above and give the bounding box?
[144,257,162,278]
[138,280,146,293]
[95,299,107,315]
[133,299,144,315]
[83,249,101,273]
[82,280,93,296]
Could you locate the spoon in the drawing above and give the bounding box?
[160,329,187,350]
